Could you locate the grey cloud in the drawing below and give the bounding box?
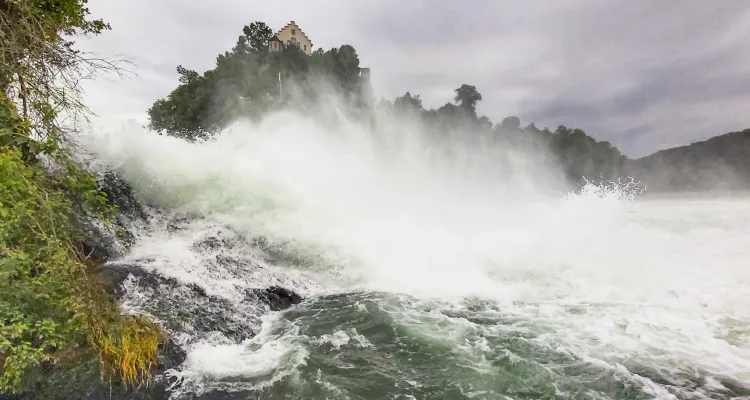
[514,3,750,156]
[78,0,750,156]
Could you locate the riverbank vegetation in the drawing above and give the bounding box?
[0,0,162,395]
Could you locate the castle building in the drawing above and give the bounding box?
[268,20,371,99]
[268,21,313,55]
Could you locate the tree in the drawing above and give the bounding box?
[524,122,539,133]
[477,115,492,129]
[331,45,361,91]
[0,0,123,147]
[500,116,521,130]
[241,21,273,53]
[176,65,199,83]
[393,92,423,114]
[148,22,370,140]
[453,84,482,114]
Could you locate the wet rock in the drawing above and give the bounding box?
[190,228,254,254]
[166,216,191,232]
[77,384,170,400]
[70,171,147,264]
[79,223,118,261]
[87,218,307,399]
[99,262,305,345]
[98,263,176,301]
[2,355,175,400]
[192,235,223,251]
[95,170,148,221]
[77,210,133,263]
[252,286,303,311]
[99,263,258,344]
[156,337,188,375]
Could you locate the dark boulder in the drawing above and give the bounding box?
[73,170,149,265]
[156,337,187,375]
[252,286,303,311]
[97,263,304,345]
[85,260,304,400]
[98,263,165,301]
[95,170,148,221]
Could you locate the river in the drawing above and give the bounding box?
[83,113,750,399]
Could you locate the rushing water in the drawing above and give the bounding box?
[83,112,750,400]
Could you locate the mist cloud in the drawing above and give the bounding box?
[78,0,750,157]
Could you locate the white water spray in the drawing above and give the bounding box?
[84,110,750,398]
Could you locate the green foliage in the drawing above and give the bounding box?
[146,19,627,185]
[500,116,521,130]
[18,0,110,38]
[1,0,113,140]
[148,20,371,140]
[0,96,163,394]
[0,144,82,391]
[547,125,625,182]
[0,0,164,394]
[383,83,626,183]
[453,84,482,115]
[240,21,273,53]
[393,92,423,115]
[0,95,35,159]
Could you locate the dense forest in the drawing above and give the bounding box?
[149,20,750,193]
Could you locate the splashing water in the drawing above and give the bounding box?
[83,112,750,399]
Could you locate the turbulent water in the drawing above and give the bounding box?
[83,112,750,400]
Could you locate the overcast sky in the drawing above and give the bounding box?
[77,0,750,157]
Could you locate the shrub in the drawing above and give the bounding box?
[0,95,163,394]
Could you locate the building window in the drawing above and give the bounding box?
[291,37,297,45]
[291,29,296,35]
[304,44,306,51]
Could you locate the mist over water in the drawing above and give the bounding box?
[84,110,750,399]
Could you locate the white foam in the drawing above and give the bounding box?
[84,109,750,394]
[170,313,308,394]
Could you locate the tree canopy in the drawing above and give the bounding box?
[147,21,372,140]
[453,84,482,115]
[379,85,627,184]
[145,19,657,187]
[0,0,116,145]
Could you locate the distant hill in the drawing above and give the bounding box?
[623,129,750,192]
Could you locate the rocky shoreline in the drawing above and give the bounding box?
[1,171,306,400]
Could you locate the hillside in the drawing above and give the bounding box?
[624,129,750,192]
